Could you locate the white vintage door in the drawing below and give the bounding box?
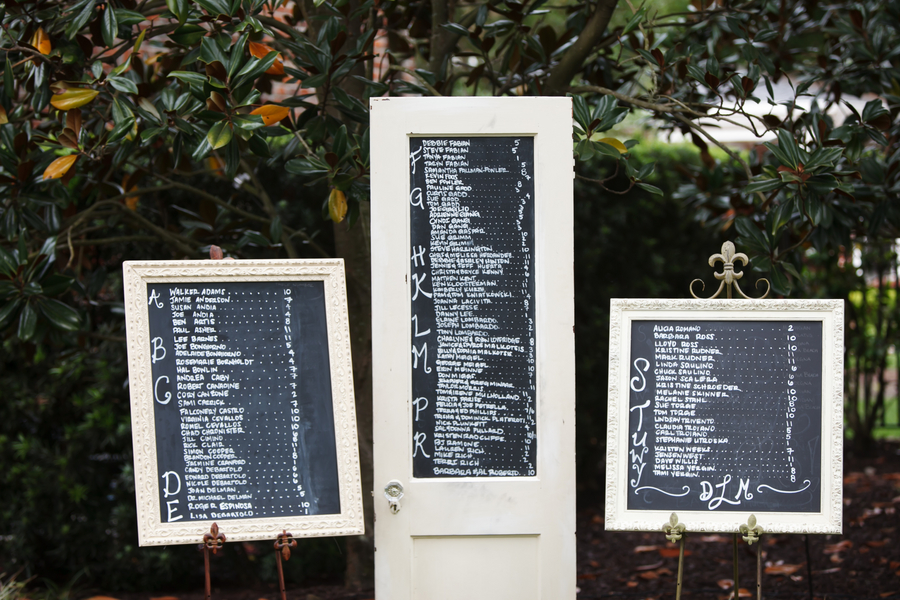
[370,96,575,600]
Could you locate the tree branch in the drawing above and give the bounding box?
[575,172,636,195]
[59,235,160,248]
[544,0,621,95]
[388,65,443,96]
[568,84,676,112]
[159,175,330,258]
[672,113,754,182]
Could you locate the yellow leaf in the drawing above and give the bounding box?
[328,188,347,223]
[125,120,139,141]
[207,156,224,175]
[250,104,289,126]
[43,155,78,180]
[50,88,99,111]
[266,59,285,76]
[596,137,628,154]
[31,27,51,55]
[248,41,284,75]
[125,187,139,210]
[0,106,7,125]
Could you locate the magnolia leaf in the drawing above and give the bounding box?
[250,104,289,126]
[169,24,206,46]
[50,88,99,110]
[636,182,663,196]
[0,246,19,276]
[107,116,136,144]
[248,41,274,59]
[42,155,78,180]
[31,27,52,55]
[37,298,82,331]
[231,114,264,132]
[115,8,147,26]
[744,178,784,194]
[18,302,37,340]
[138,98,161,122]
[595,137,627,154]
[248,134,269,157]
[166,0,190,23]
[107,76,138,95]
[207,121,233,150]
[169,70,208,85]
[328,188,348,223]
[0,298,22,328]
[65,1,95,39]
[248,41,284,75]
[66,109,82,137]
[133,27,147,53]
[102,5,118,48]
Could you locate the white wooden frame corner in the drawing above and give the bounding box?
[123,259,364,545]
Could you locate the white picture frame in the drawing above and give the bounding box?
[605,298,843,534]
[123,259,364,546]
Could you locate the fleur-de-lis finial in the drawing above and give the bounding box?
[663,512,686,542]
[275,530,298,561]
[690,241,770,299]
[739,514,763,545]
[203,522,226,554]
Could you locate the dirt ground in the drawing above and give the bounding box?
[113,442,900,600]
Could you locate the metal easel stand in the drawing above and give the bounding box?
[663,513,687,600]
[200,523,226,600]
[274,530,298,600]
[739,515,764,600]
[689,243,770,600]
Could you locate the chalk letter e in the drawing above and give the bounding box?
[161,471,183,522]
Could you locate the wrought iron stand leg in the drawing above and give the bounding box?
[275,549,287,600]
[663,514,687,600]
[274,530,297,600]
[200,522,225,600]
[203,545,211,600]
[733,533,740,600]
[805,534,814,600]
[756,536,762,600]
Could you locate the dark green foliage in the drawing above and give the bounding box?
[0,171,335,589]
[573,145,727,494]
[1,0,899,589]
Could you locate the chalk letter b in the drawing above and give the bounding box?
[151,337,166,363]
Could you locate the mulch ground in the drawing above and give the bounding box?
[112,443,900,600]
[575,442,900,600]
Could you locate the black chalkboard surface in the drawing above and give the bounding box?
[409,137,537,478]
[627,320,822,513]
[146,281,340,523]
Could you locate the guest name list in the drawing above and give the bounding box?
[409,137,537,478]
[627,320,823,512]
[146,281,341,522]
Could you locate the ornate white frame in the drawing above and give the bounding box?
[605,298,843,534]
[123,259,364,546]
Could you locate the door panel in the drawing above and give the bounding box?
[413,536,539,600]
[371,97,574,600]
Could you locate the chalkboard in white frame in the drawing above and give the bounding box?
[123,259,364,546]
[605,298,843,534]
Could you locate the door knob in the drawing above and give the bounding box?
[384,480,404,514]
